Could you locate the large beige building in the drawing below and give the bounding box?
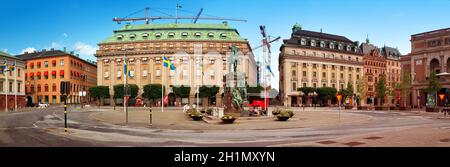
[279,24,364,107]
[96,22,258,107]
[0,51,26,111]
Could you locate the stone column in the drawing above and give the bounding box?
[327,64,331,87]
[136,57,141,97]
[318,63,322,87]
[307,63,312,87]
[110,59,115,106]
[150,57,154,84]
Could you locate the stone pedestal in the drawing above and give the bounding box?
[223,72,246,116]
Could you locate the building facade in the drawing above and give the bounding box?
[0,51,26,111]
[400,28,450,108]
[279,24,364,107]
[360,40,402,106]
[95,22,258,107]
[16,49,97,104]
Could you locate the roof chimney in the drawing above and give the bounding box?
[63,47,67,52]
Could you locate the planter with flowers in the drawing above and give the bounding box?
[276,110,294,121]
[221,114,236,124]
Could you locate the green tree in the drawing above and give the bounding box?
[113,84,138,99]
[427,72,442,107]
[400,71,411,107]
[247,85,264,93]
[142,84,166,105]
[199,85,220,106]
[89,86,110,106]
[317,87,337,106]
[376,75,387,105]
[297,87,316,95]
[357,74,368,106]
[172,85,191,98]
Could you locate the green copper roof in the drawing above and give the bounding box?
[100,23,248,44]
[0,51,22,60]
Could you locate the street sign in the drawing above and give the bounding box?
[336,94,342,102]
[439,93,445,100]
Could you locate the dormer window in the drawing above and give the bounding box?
[208,32,214,37]
[346,45,351,51]
[168,32,175,38]
[330,43,334,49]
[117,35,124,40]
[155,32,162,38]
[195,32,202,37]
[220,33,227,38]
[142,33,149,38]
[300,38,306,45]
[181,32,188,37]
[338,44,343,50]
[311,40,316,47]
[320,41,325,48]
[129,34,136,40]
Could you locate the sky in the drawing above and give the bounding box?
[1,0,450,90]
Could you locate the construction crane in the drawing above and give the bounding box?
[192,8,204,23]
[113,5,246,24]
[252,36,281,51]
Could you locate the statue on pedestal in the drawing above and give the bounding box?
[223,45,248,116]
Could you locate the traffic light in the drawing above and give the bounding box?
[60,81,70,95]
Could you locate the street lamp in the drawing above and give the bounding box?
[313,91,318,109]
[299,91,305,112]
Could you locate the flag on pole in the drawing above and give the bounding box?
[9,63,15,71]
[266,65,275,77]
[163,56,176,70]
[123,59,127,76]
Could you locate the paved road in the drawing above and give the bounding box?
[1,106,449,147]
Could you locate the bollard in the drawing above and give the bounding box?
[149,107,153,127]
[64,97,68,133]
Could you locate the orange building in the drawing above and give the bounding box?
[16,49,97,104]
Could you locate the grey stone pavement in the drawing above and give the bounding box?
[0,105,449,147]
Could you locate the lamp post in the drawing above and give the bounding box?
[299,91,305,112]
[313,91,317,109]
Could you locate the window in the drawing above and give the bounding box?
[332,73,335,79]
[320,41,325,48]
[303,83,307,88]
[332,84,336,88]
[17,83,21,92]
[181,32,188,37]
[292,82,297,91]
[313,64,317,69]
[220,33,227,38]
[330,42,334,49]
[292,70,296,77]
[313,83,317,88]
[302,63,307,68]
[300,38,306,45]
[0,81,4,91]
[322,72,326,78]
[323,84,326,87]
[37,84,41,92]
[142,33,149,38]
[302,71,307,77]
[155,32,162,38]
[292,50,296,55]
[52,84,56,92]
[18,69,21,77]
[168,32,175,38]
[208,32,214,37]
[44,84,48,92]
[117,34,123,40]
[60,59,64,66]
[347,45,351,51]
[52,96,56,104]
[9,82,12,92]
[142,69,148,78]
[356,75,360,80]
[338,44,343,50]
[313,72,317,78]
[322,65,326,69]
[340,84,344,90]
[356,57,359,62]
[348,56,351,61]
[349,74,352,80]
[117,70,122,80]
[311,40,316,47]
[37,62,41,68]
[332,65,335,70]
[340,73,344,78]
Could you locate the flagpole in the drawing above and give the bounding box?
[162,58,164,113]
[5,59,8,112]
[14,60,17,111]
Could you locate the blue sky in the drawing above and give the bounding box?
[1,0,450,89]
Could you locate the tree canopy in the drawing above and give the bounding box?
[172,85,191,98]
[113,84,138,99]
[427,72,442,95]
[89,86,110,99]
[142,84,166,100]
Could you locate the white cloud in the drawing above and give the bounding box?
[74,42,97,56]
[21,47,37,54]
[47,42,63,50]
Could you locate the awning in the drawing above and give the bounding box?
[30,72,34,77]
[36,72,41,76]
[37,62,41,65]
[60,70,64,76]
[44,71,48,76]
[25,73,27,77]
[52,70,56,76]
[30,63,34,66]
[52,60,56,64]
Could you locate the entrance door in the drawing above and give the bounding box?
[291,96,298,107]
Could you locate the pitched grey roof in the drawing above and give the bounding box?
[292,29,353,43]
